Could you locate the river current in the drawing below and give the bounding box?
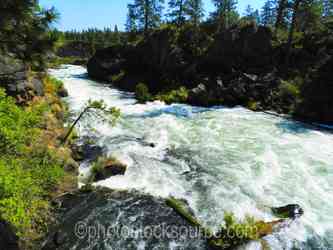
[49,65,333,250]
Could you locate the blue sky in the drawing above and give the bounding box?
[40,0,265,31]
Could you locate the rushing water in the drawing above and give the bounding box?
[50,65,333,250]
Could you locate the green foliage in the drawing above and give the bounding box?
[62,100,120,144]
[0,0,59,68]
[57,27,125,48]
[211,0,239,29]
[185,0,205,26]
[167,0,187,26]
[0,87,65,237]
[166,197,203,228]
[247,99,260,111]
[279,79,300,100]
[128,0,165,32]
[208,212,274,250]
[166,197,275,250]
[155,86,189,104]
[135,83,152,103]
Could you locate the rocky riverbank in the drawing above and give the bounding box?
[87,23,333,124]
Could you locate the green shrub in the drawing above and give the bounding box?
[135,83,151,103]
[278,80,300,111]
[155,86,189,104]
[0,87,65,237]
[246,99,260,111]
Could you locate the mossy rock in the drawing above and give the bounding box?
[271,204,304,219]
[89,156,127,182]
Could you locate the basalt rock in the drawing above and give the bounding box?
[0,220,20,250]
[200,23,274,75]
[90,157,127,182]
[0,53,45,101]
[272,204,304,219]
[42,188,206,250]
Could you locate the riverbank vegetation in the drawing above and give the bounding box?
[0,76,78,246]
[0,1,79,248]
[85,0,333,124]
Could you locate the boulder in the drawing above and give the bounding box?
[91,157,127,182]
[0,220,20,250]
[271,204,304,219]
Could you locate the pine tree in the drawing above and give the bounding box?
[0,0,59,67]
[275,0,289,30]
[261,0,277,26]
[253,9,261,23]
[126,4,138,32]
[244,5,261,23]
[244,4,255,17]
[211,0,239,30]
[167,0,186,26]
[112,25,121,45]
[185,0,204,26]
[131,0,165,33]
[296,0,324,32]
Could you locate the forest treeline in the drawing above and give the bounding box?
[57,0,333,48]
[86,0,333,124]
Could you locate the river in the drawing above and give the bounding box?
[49,65,333,250]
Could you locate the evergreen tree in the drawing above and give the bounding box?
[167,0,186,26]
[185,0,204,26]
[126,4,138,32]
[253,9,261,23]
[211,0,239,30]
[112,25,121,45]
[296,0,323,32]
[275,0,289,30]
[244,4,255,17]
[244,5,261,23]
[0,0,59,68]
[131,0,165,33]
[261,0,277,26]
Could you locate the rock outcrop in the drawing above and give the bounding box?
[87,23,333,123]
[42,188,206,250]
[0,53,44,102]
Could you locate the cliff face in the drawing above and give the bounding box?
[87,24,276,93]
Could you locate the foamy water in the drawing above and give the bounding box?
[50,65,333,250]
